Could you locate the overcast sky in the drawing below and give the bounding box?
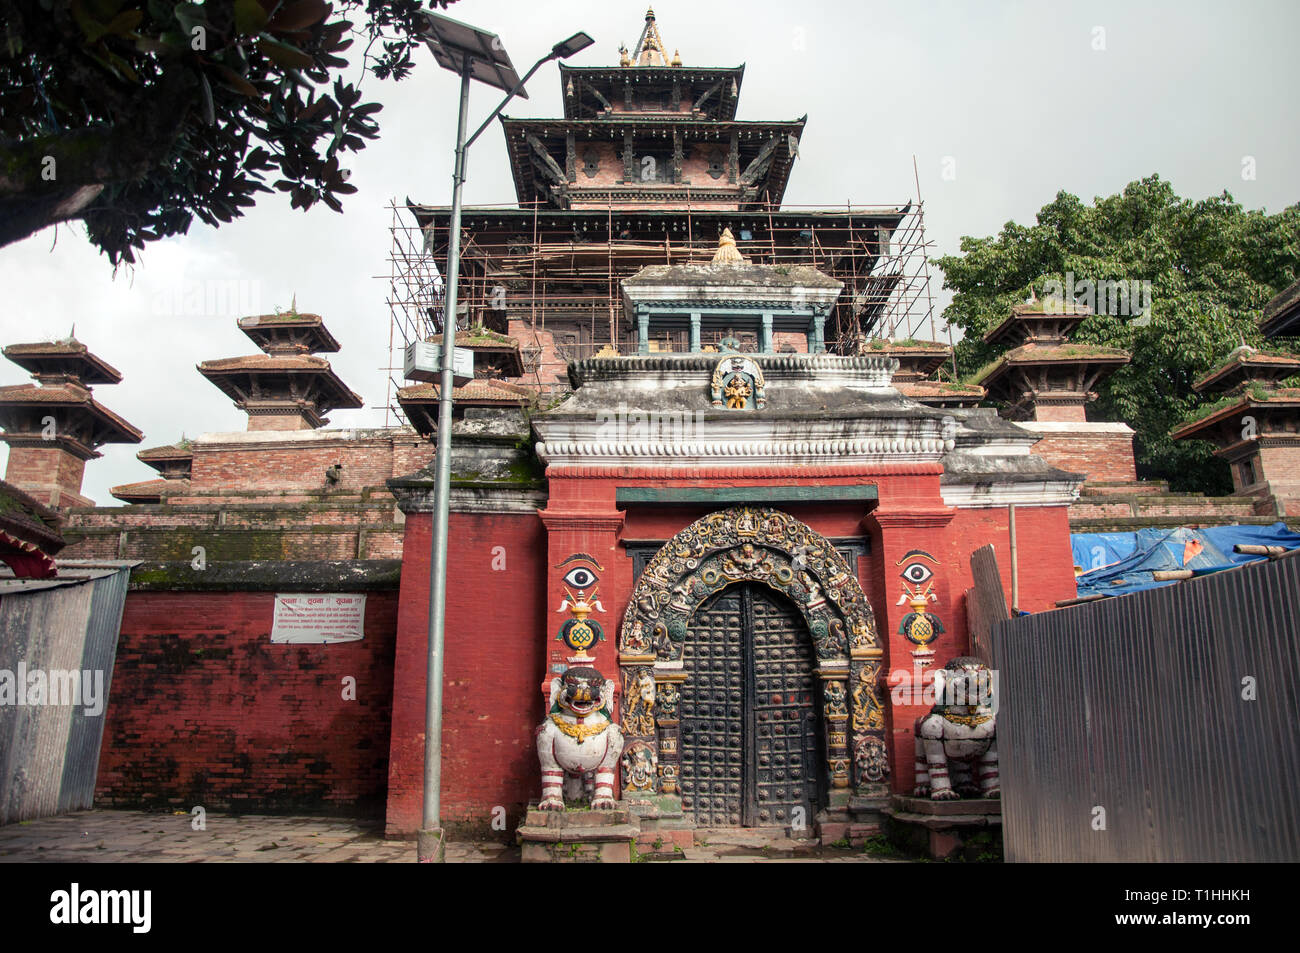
[2,0,1297,504]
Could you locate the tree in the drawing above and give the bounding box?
[934,175,1300,493]
[1,0,452,264]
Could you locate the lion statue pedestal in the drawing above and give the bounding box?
[913,656,999,801]
[518,665,637,862]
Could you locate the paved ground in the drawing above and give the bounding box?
[0,810,910,863]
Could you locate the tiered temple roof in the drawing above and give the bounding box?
[974,303,1129,421]
[498,8,803,211]
[110,441,193,504]
[0,338,142,507]
[198,310,362,431]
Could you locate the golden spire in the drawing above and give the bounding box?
[711,228,746,265]
[631,6,671,67]
[671,48,682,67]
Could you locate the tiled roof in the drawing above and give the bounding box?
[198,354,363,410]
[2,340,123,384]
[398,379,532,403]
[1261,278,1300,338]
[137,443,194,462]
[110,478,190,503]
[1170,387,1300,440]
[0,383,143,442]
[199,354,332,372]
[1193,349,1300,394]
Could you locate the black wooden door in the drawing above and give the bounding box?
[679,584,824,827]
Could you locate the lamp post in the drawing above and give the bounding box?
[416,12,593,863]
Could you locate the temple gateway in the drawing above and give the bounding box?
[6,9,1292,852]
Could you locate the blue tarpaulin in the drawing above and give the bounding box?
[1072,522,1300,598]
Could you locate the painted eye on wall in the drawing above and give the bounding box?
[900,563,934,585]
[563,566,599,589]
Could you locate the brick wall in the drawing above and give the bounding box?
[95,590,399,816]
[186,432,430,496]
[385,510,548,837]
[1027,430,1137,482]
[4,445,92,507]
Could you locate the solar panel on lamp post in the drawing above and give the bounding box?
[414,12,593,864]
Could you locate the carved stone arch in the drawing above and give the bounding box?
[616,505,890,805]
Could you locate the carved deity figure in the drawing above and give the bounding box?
[913,657,998,801]
[536,666,624,810]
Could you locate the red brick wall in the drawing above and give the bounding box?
[187,436,430,495]
[4,445,91,507]
[1030,431,1137,482]
[385,510,548,837]
[94,590,399,816]
[1032,404,1088,423]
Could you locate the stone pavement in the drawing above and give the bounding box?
[0,810,914,863]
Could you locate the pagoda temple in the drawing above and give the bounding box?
[973,302,1137,483]
[1171,340,1300,515]
[408,8,911,390]
[197,310,363,431]
[110,441,193,504]
[0,338,142,507]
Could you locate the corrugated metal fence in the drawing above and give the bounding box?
[0,564,132,825]
[990,552,1300,862]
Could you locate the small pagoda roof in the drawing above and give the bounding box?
[559,63,745,121]
[0,382,143,444]
[1261,278,1300,339]
[110,477,190,505]
[397,380,531,436]
[3,339,123,384]
[1170,387,1300,443]
[976,343,1130,379]
[895,380,986,408]
[983,304,1091,348]
[197,355,363,411]
[870,340,952,381]
[237,312,341,354]
[137,442,194,466]
[453,329,525,377]
[1192,346,1300,394]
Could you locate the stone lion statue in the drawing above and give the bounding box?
[913,656,999,801]
[536,666,624,810]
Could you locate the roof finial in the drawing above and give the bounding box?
[712,228,746,266]
[632,5,670,66]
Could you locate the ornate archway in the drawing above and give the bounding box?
[617,506,889,810]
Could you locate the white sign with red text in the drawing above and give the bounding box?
[271,594,366,644]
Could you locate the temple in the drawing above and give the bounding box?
[0,10,1294,852]
[1170,278,1300,516]
[0,337,142,507]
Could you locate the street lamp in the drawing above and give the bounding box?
[414,12,593,863]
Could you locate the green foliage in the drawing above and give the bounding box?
[934,176,1300,492]
[1,0,453,264]
[860,834,904,858]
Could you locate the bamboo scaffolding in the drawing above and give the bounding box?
[383,196,938,415]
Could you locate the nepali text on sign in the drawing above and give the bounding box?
[271,594,366,644]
